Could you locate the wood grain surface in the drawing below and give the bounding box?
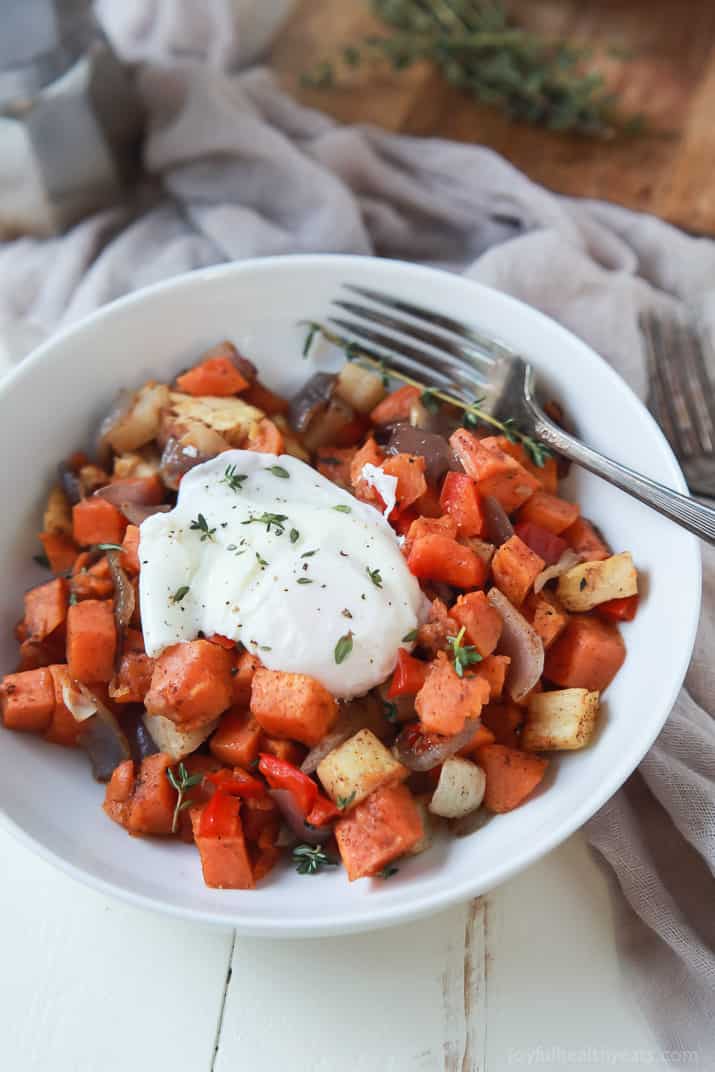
[270,0,715,234]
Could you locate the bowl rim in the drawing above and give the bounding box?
[0,253,702,936]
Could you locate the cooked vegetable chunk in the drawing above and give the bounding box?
[210,710,263,768]
[544,614,625,692]
[145,639,234,728]
[415,652,490,735]
[556,552,638,611]
[492,534,545,606]
[67,599,117,683]
[517,491,579,535]
[335,783,424,880]
[478,744,549,813]
[317,728,406,809]
[522,590,570,650]
[428,756,486,819]
[24,578,68,641]
[72,498,126,547]
[0,667,55,733]
[451,590,503,656]
[335,362,386,414]
[190,805,255,889]
[523,688,600,751]
[250,668,338,747]
[144,713,218,761]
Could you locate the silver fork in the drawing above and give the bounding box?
[640,310,715,499]
[328,285,715,546]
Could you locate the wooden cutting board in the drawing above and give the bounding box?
[270,0,715,235]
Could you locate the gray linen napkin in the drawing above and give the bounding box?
[0,39,712,1063]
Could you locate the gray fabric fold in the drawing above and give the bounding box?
[0,49,712,1062]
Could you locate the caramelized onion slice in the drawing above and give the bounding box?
[269,790,332,845]
[106,550,135,633]
[393,718,482,772]
[481,496,514,546]
[533,549,584,594]
[487,587,544,702]
[386,422,456,484]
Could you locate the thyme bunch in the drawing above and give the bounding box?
[303,0,641,138]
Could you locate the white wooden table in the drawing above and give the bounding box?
[0,822,661,1071]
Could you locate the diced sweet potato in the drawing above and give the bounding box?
[415,652,490,735]
[316,446,357,489]
[370,385,421,425]
[478,743,548,813]
[127,753,176,836]
[244,417,285,455]
[335,783,424,881]
[190,806,255,889]
[72,497,127,547]
[416,598,458,656]
[517,491,579,535]
[242,380,290,416]
[403,513,457,557]
[145,639,234,729]
[250,669,338,747]
[492,534,545,606]
[380,453,427,510]
[408,534,487,590]
[451,590,503,656]
[450,430,540,513]
[0,667,55,732]
[120,524,141,574]
[103,759,136,828]
[544,614,625,692]
[210,709,263,768]
[259,735,306,767]
[66,599,117,683]
[522,590,570,650]
[481,702,524,749]
[39,531,79,574]
[457,722,496,757]
[176,353,250,397]
[24,578,68,641]
[232,650,261,708]
[564,517,610,561]
[439,471,484,537]
[474,654,510,700]
[109,651,154,704]
[350,437,385,503]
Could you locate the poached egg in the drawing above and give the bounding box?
[138,450,426,698]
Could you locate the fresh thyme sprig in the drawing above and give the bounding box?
[447,625,483,677]
[300,321,552,468]
[220,465,248,493]
[334,631,354,664]
[366,566,383,589]
[189,514,216,542]
[302,0,642,139]
[171,585,190,604]
[293,843,338,875]
[166,762,204,834]
[242,512,289,536]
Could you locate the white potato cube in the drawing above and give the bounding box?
[169,392,263,447]
[144,713,217,761]
[335,362,386,414]
[428,757,486,819]
[317,728,406,809]
[523,688,600,751]
[557,552,638,611]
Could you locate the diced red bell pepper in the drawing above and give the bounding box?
[258,753,318,817]
[305,793,341,827]
[198,789,241,838]
[439,471,484,537]
[388,649,430,698]
[204,768,266,799]
[391,506,418,537]
[514,521,567,567]
[597,594,639,622]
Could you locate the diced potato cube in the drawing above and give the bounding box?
[428,756,486,819]
[522,688,599,751]
[335,362,386,414]
[557,552,637,612]
[113,447,162,480]
[317,727,406,809]
[143,713,218,761]
[104,382,171,453]
[169,392,263,447]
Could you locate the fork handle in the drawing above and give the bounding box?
[532,413,715,545]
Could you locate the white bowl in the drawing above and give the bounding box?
[0,256,700,937]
